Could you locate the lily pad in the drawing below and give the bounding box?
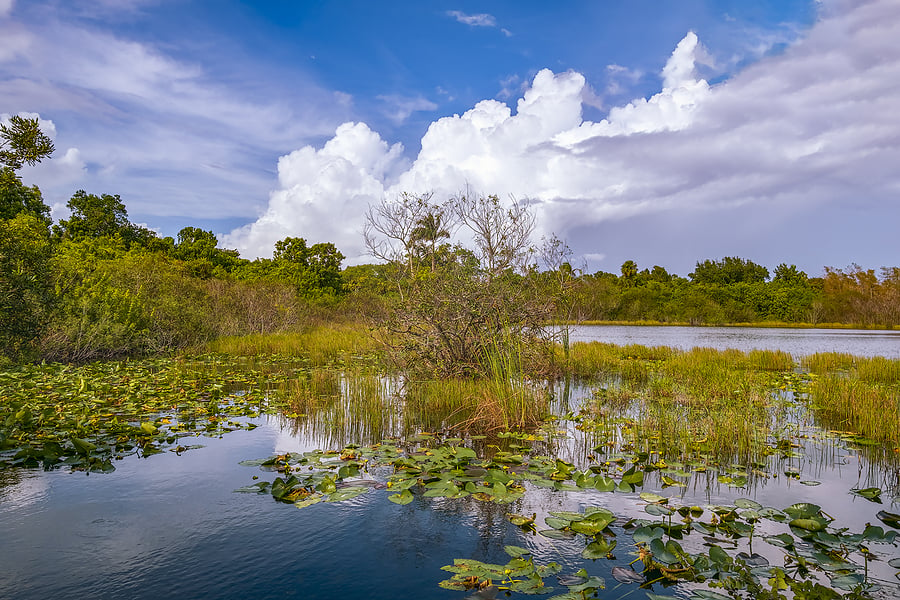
[877,510,900,529]
[388,489,414,505]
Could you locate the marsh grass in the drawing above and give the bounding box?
[574,343,792,464]
[202,323,379,366]
[792,354,900,443]
[801,352,856,373]
[808,376,898,442]
[403,377,550,433]
[569,342,672,382]
[280,369,404,446]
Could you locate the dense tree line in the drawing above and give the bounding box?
[1,117,346,362]
[546,258,900,328]
[2,117,898,365]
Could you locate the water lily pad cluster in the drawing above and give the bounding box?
[457,497,900,599]
[437,545,563,596]
[237,431,900,599]
[0,354,304,471]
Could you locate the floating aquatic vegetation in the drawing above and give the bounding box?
[234,428,900,599]
[0,354,306,471]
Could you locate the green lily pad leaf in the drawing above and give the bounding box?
[734,498,762,510]
[622,468,644,486]
[888,557,900,568]
[617,481,634,493]
[789,517,827,532]
[582,539,617,559]
[799,480,821,486]
[508,578,550,594]
[234,481,270,493]
[640,492,667,503]
[508,513,536,526]
[633,526,664,544]
[708,544,730,566]
[545,517,572,530]
[830,573,866,590]
[504,545,531,558]
[539,529,575,540]
[326,486,369,502]
[294,494,323,509]
[594,476,616,492]
[139,422,158,435]
[550,511,586,522]
[71,437,97,455]
[765,533,795,548]
[388,489,414,505]
[570,520,607,536]
[645,503,674,517]
[660,475,686,487]
[877,510,900,529]
[610,566,644,584]
[567,576,605,593]
[851,487,882,501]
[649,538,679,566]
[784,503,822,519]
[644,594,676,600]
[558,574,587,586]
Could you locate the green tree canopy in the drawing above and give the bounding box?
[690,256,769,285]
[172,227,242,278]
[1,115,54,171]
[268,237,345,299]
[57,190,132,241]
[773,263,808,286]
[0,168,51,223]
[0,214,53,358]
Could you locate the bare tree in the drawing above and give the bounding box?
[364,192,433,276]
[539,233,585,359]
[453,192,536,280]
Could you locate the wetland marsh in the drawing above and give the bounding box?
[1,327,899,600]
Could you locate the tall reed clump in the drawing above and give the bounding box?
[402,332,550,433]
[801,352,856,373]
[202,323,379,366]
[579,345,789,464]
[569,342,675,382]
[805,355,900,444]
[746,349,795,371]
[280,368,403,447]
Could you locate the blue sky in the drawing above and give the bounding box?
[3,0,899,276]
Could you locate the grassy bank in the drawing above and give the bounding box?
[573,320,899,330]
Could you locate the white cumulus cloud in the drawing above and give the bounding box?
[221,122,406,257]
[227,0,900,275]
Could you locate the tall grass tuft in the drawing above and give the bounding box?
[280,368,403,447]
[808,375,899,443]
[577,343,791,464]
[802,352,856,373]
[202,323,379,366]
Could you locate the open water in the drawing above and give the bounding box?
[1,327,899,599]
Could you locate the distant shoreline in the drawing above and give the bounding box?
[558,320,899,331]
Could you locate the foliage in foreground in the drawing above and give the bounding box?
[236,431,899,600]
[0,354,304,470]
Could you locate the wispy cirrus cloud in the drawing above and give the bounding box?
[446,10,496,28]
[376,94,438,124]
[2,2,350,223]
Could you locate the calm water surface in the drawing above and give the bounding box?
[570,325,900,358]
[2,328,900,599]
[2,416,898,600]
